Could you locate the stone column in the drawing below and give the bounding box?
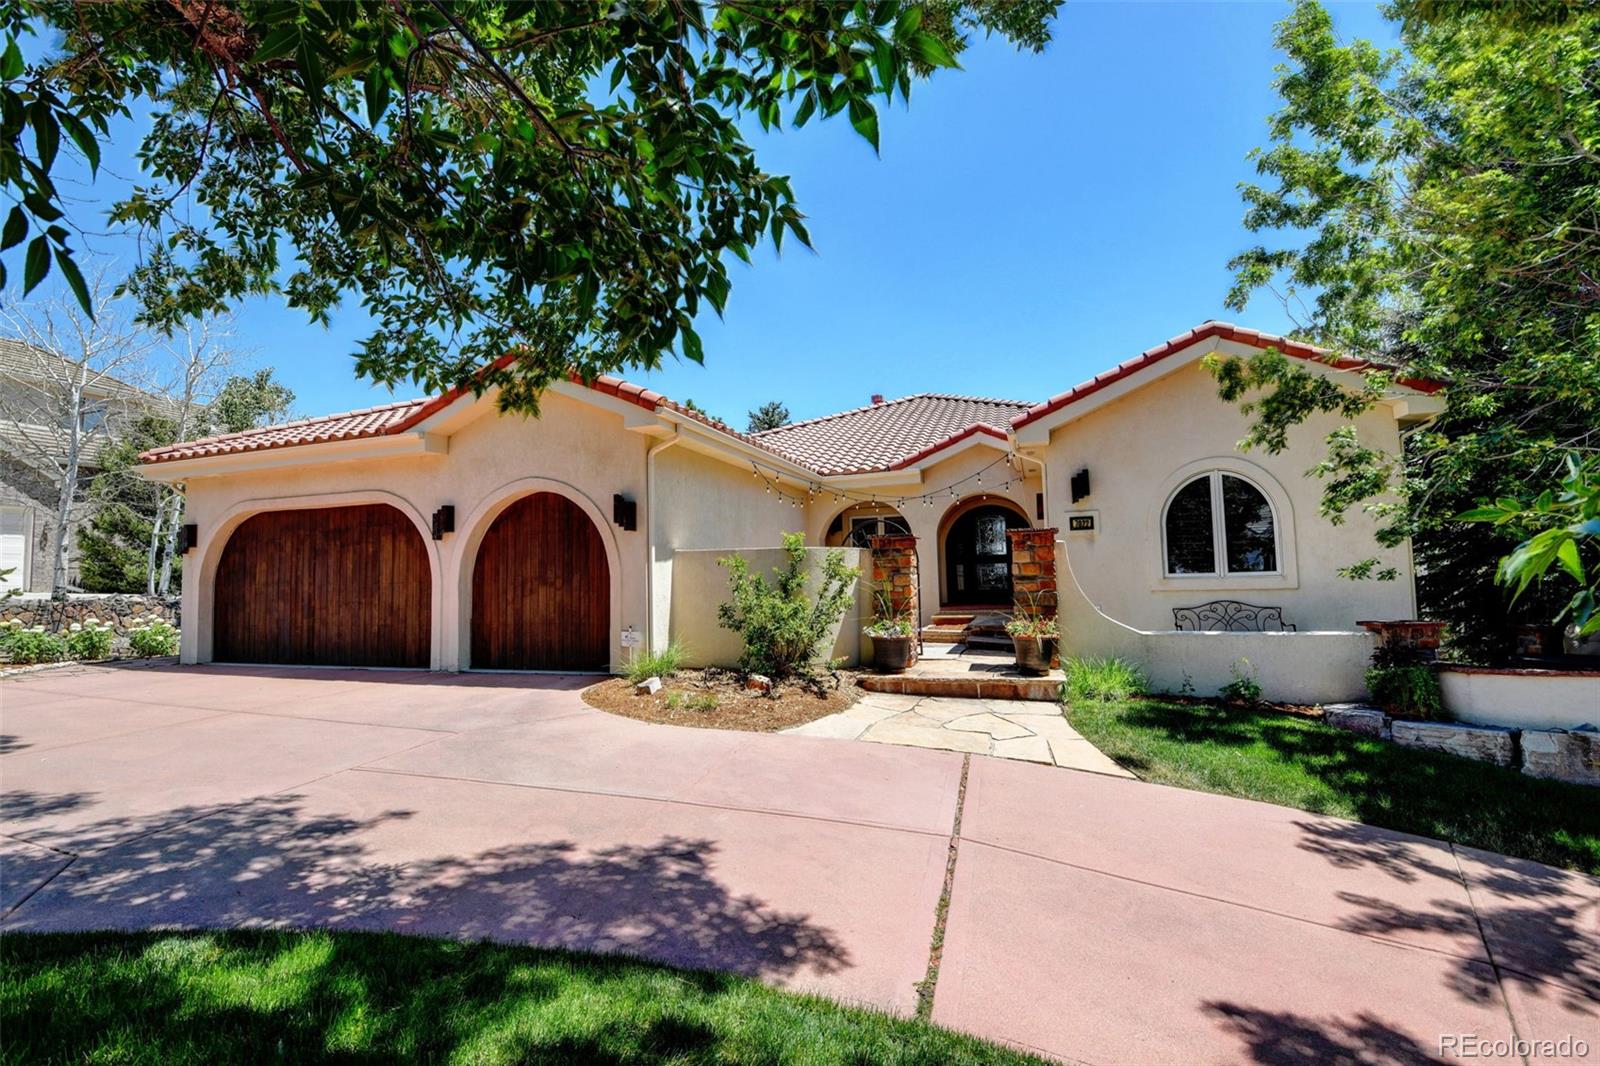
[868,533,920,655]
[1009,527,1060,666]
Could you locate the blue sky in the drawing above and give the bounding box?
[25,2,1399,427]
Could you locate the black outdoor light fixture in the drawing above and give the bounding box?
[431,505,455,540]
[613,493,638,532]
[1070,468,1091,504]
[179,524,198,554]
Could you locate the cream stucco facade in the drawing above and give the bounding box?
[141,325,1444,700]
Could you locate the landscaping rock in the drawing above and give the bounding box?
[1520,729,1600,787]
[635,676,662,695]
[1322,703,1391,739]
[745,674,773,694]
[1392,720,1518,767]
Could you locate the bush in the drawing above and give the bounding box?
[1219,659,1263,705]
[65,619,114,660]
[1366,664,1445,719]
[127,616,180,658]
[1061,656,1146,703]
[718,533,859,680]
[623,641,685,684]
[1,622,68,665]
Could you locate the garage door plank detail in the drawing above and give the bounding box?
[471,493,609,672]
[214,504,431,668]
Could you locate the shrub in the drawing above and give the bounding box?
[65,619,114,660]
[1,622,68,665]
[718,533,858,680]
[688,692,720,712]
[1366,664,1445,720]
[127,616,180,658]
[1061,656,1146,703]
[863,587,915,639]
[1005,615,1060,639]
[1219,659,1264,705]
[624,641,685,684]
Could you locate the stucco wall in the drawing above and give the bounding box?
[1438,666,1600,731]
[667,546,869,669]
[648,443,797,651]
[1040,360,1415,633]
[175,389,650,671]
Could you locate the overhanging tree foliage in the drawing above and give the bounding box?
[746,399,789,432]
[1215,0,1599,659]
[3,0,1056,407]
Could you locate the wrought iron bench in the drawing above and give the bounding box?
[1173,600,1296,632]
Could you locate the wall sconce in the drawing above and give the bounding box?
[1071,468,1091,504]
[431,505,455,540]
[613,494,637,532]
[179,524,198,554]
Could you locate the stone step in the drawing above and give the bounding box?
[930,613,977,627]
[859,672,1062,702]
[921,624,969,644]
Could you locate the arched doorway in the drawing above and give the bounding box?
[470,492,609,671]
[213,504,432,667]
[824,502,910,548]
[942,502,1029,607]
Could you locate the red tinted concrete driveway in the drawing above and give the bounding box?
[3,665,1596,1063]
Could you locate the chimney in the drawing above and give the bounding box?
[870,394,884,405]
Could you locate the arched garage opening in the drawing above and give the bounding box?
[213,503,432,667]
[470,491,610,671]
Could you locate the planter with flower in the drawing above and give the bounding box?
[864,589,918,673]
[1005,614,1059,676]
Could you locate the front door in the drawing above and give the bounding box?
[945,505,1027,606]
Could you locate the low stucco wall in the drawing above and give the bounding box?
[668,547,870,670]
[1057,536,1374,703]
[1439,665,1600,731]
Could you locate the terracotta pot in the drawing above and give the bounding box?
[870,634,915,674]
[1012,635,1055,676]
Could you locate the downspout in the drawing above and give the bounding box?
[1013,449,1049,528]
[644,428,682,655]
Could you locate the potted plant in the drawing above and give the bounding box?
[1005,614,1059,675]
[864,588,917,673]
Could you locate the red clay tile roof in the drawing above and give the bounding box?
[138,399,430,463]
[1010,321,1443,430]
[750,394,1032,475]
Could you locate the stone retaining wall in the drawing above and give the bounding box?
[2,594,181,635]
[1322,703,1599,787]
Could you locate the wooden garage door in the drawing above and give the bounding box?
[213,504,431,667]
[471,492,609,671]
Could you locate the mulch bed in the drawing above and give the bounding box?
[582,667,862,732]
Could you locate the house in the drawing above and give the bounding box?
[136,323,1444,699]
[1,339,160,594]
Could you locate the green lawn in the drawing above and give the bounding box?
[0,930,1042,1065]
[1064,697,1600,875]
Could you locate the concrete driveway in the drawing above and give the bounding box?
[2,664,1595,1063]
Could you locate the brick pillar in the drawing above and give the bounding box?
[868,534,920,659]
[1008,528,1059,666]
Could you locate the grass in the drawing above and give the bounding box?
[1060,656,1148,703]
[0,930,1044,1065]
[623,641,687,685]
[1063,696,1600,875]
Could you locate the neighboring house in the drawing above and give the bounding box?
[0,338,161,594]
[137,323,1444,699]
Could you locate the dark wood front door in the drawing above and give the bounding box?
[945,505,1028,606]
[471,492,609,671]
[213,504,431,667]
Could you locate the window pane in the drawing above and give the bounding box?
[882,516,910,536]
[975,514,1008,556]
[1165,477,1216,574]
[1222,475,1276,573]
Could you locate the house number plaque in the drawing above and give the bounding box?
[1066,513,1097,533]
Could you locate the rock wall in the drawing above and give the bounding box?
[2,593,181,634]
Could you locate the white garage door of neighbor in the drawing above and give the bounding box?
[0,506,29,592]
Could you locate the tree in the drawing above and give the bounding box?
[1214,0,1599,659]
[4,1,1057,407]
[0,275,154,595]
[210,369,294,435]
[76,414,174,593]
[746,400,790,433]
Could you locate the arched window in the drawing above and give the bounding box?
[1163,472,1278,577]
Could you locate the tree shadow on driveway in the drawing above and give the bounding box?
[0,791,851,984]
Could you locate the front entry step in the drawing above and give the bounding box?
[861,643,1063,702]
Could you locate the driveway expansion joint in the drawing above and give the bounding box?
[1448,843,1530,1060]
[916,753,970,1019]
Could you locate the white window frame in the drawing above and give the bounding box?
[1,505,32,592]
[1159,469,1287,583]
[1145,457,1292,589]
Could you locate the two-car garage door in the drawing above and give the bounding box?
[212,495,609,671]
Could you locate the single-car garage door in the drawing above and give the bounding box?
[471,492,609,671]
[213,504,431,667]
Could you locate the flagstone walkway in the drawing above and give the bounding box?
[784,693,1135,777]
